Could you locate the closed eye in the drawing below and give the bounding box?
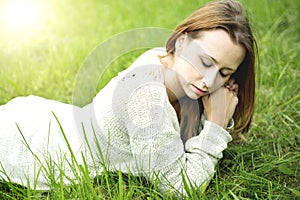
[219,68,234,78]
[201,57,213,67]
[219,71,230,77]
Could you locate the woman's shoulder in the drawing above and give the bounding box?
[131,47,166,66]
[104,48,168,108]
[118,47,166,84]
[94,48,167,107]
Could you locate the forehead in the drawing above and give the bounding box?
[190,29,245,69]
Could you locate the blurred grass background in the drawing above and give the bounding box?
[0,0,299,199]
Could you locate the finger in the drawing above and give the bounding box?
[231,83,239,96]
[226,78,235,88]
[201,94,209,106]
[232,95,239,106]
[224,78,235,89]
[228,78,235,85]
[201,94,211,115]
[224,83,238,94]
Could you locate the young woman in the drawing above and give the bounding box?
[0,0,256,195]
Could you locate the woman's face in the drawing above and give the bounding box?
[173,29,245,100]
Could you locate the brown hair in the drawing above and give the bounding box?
[165,0,257,142]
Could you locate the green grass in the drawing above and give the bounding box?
[0,0,299,199]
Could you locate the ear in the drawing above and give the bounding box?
[175,33,187,54]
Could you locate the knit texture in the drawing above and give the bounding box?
[0,48,232,194]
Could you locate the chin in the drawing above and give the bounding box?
[186,92,201,100]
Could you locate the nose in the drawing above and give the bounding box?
[202,67,219,89]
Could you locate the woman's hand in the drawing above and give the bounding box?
[202,79,239,129]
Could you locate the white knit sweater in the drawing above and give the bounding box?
[0,48,232,194]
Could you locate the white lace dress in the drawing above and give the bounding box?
[0,48,232,194]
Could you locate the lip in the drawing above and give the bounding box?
[191,84,208,96]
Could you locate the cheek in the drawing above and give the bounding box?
[180,49,203,73]
[208,84,222,94]
[177,59,199,79]
[207,75,227,93]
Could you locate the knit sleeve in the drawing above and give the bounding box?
[125,83,232,195]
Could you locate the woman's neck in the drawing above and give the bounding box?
[160,54,185,104]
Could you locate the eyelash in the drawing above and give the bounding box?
[201,58,212,67]
[200,58,231,78]
[219,71,230,78]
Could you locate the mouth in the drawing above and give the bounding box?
[191,84,208,96]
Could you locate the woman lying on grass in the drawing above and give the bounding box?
[0,0,256,196]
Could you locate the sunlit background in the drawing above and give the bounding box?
[1,0,48,39]
[0,0,299,105]
[0,1,299,198]
[3,0,40,29]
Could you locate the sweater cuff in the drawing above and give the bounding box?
[185,120,232,159]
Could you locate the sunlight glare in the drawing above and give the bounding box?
[3,0,41,30]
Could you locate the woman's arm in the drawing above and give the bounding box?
[125,83,232,195]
